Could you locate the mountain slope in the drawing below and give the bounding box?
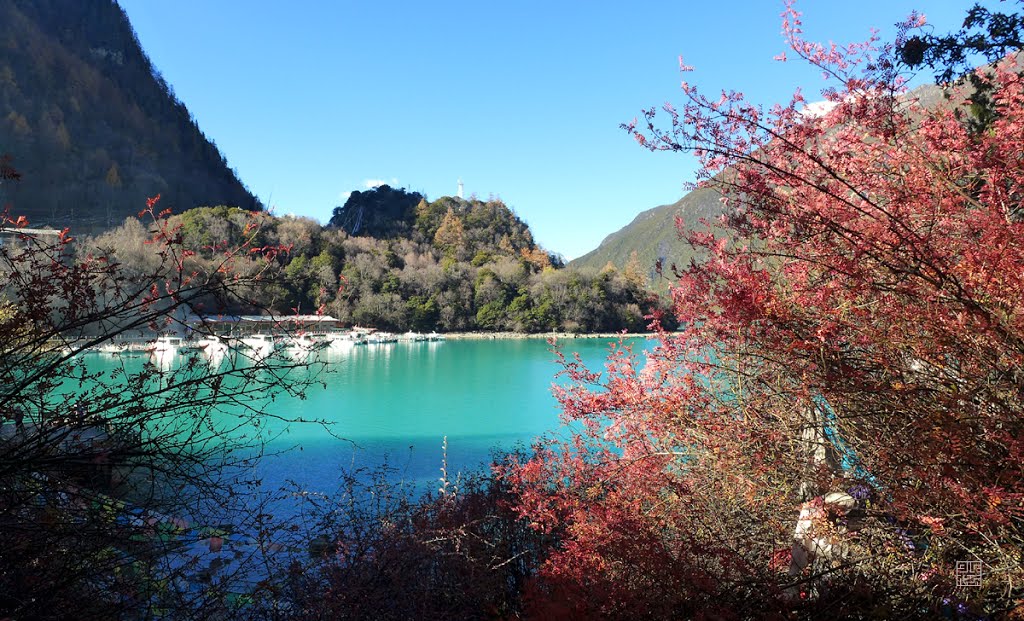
[571,83,952,287]
[570,186,722,287]
[0,0,260,231]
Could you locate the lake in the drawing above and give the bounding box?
[257,336,643,494]
[80,336,647,497]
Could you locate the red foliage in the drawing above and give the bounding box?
[507,4,1024,617]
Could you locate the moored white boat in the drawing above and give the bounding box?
[145,335,186,355]
[323,331,359,350]
[196,335,230,356]
[367,331,397,345]
[282,334,326,358]
[151,349,175,371]
[96,342,130,354]
[197,335,229,367]
[349,328,374,343]
[240,333,278,359]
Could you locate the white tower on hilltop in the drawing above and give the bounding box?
[457,178,464,199]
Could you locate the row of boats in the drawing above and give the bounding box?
[91,329,446,360]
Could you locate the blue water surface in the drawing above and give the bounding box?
[254,337,647,494]
[75,336,649,498]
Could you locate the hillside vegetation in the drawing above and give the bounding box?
[569,186,722,289]
[90,186,675,333]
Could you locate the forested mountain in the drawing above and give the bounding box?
[569,186,722,290]
[0,0,259,231]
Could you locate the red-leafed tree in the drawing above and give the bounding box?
[506,3,1024,618]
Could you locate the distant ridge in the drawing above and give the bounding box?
[570,82,952,288]
[0,0,260,231]
[569,186,722,288]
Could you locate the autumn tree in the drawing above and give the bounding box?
[622,250,647,289]
[900,0,1022,82]
[433,206,466,257]
[900,1,1024,133]
[508,3,1024,618]
[0,193,326,619]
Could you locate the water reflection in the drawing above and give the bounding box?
[150,349,174,373]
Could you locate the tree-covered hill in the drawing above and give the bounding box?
[329,185,540,261]
[92,194,675,333]
[328,185,424,238]
[0,0,259,231]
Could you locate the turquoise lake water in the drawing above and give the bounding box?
[260,337,644,493]
[80,337,647,495]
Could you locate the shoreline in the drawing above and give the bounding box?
[439,331,655,341]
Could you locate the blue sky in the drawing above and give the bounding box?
[117,1,972,260]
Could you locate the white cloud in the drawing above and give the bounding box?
[362,177,399,189]
[336,178,400,206]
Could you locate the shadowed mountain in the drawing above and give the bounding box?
[328,185,425,238]
[0,0,260,231]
